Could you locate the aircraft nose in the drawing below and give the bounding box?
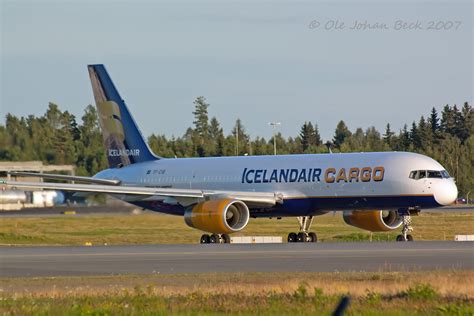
[434,180,458,206]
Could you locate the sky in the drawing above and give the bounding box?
[1,0,472,141]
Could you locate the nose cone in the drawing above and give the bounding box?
[434,180,458,206]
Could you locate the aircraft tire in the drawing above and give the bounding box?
[308,232,317,242]
[210,234,220,243]
[288,232,297,243]
[396,235,406,242]
[406,234,414,241]
[222,234,231,244]
[297,232,307,242]
[200,234,210,244]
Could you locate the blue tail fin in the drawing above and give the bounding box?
[88,64,160,168]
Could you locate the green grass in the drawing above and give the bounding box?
[1,211,473,245]
[0,232,55,244]
[3,291,472,315]
[401,283,439,300]
[2,271,473,315]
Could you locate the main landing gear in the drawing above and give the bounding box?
[396,209,416,242]
[288,216,317,243]
[200,233,231,244]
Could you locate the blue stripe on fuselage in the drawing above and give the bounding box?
[131,194,440,217]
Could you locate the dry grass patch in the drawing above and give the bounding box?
[2,270,473,298]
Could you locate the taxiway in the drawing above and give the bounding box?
[1,242,472,277]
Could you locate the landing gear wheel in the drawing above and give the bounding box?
[397,209,415,243]
[297,232,308,242]
[222,234,231,244]
[308,232,317,243]
[288,232,297,243]
[396,234,406,242]
[200,234,210,244]
[288,216,318,244]
[210,234,220,244]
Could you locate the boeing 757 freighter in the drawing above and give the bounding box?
[3,65,458,243]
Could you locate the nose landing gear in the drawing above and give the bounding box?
[396,209,417,242]
[288,216,318,243]
[200,234,231,244]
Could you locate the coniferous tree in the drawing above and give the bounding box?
[0,100,472,196]
[452,105,464,140]
[383,123,395,145]
[192,96,210,138]
[333,120,351,149]
[410,121,420,148]
[209,117,225,156]
[299,122,314,152]
[192,96,212,157]
[313,124,322,147]
[440,104,456,136]
[232,119,249,156]
[459,102,473,143]
[417,116,431,150]
[428,107,439,141]
[399,124,411,151]
[58,111,77,164]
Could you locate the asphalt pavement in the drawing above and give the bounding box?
[1,242,472,277]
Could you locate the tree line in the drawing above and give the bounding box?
[0,98,472,196]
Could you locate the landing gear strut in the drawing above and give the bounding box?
[396,209,414,242]
[288,216,317,243]
[200,233,231,244]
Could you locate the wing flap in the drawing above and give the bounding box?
[3,180,204,198]
[8,172,121,185]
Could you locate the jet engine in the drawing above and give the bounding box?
[184,199,250,234]
[343,210,403,232]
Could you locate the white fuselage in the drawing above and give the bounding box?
[95,151,458,217]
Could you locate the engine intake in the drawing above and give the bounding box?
[184,199,250,234]
[343,210,402,232]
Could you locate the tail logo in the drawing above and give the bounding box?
[108,149,140,157]
[96,101,135,165]
[88,64,160,167]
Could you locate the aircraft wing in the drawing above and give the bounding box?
[8,171,121,185]
[1,180,279,207]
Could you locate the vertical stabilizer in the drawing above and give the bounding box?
[88,64,159,168]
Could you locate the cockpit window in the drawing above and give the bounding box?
[427,170,443,178]
[441,170,450,178]
[409,169,451,180]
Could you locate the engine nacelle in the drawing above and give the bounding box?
[184,199,250,234]
[343,210,403,232]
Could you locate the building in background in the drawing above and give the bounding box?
[0,161,74,210]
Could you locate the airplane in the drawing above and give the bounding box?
[2,64,458,244]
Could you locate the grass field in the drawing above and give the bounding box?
[0,211,473,245]
[2,271,473,315]
[1,212,473,315]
